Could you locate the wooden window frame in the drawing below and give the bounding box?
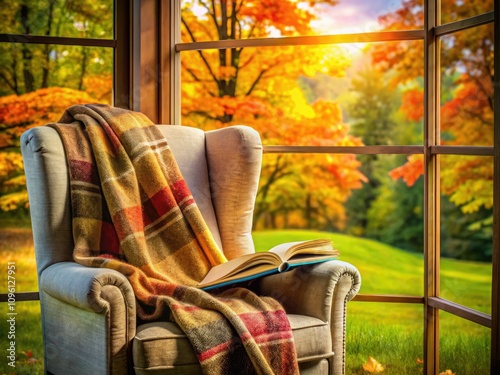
[159,2,499,374]
[1,1,498,374]
[0,0,132,296]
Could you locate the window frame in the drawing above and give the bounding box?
[167,1,499,373]
[0,0,498,373]
[0,0,131,296]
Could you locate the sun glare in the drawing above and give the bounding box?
[192,4,208,18]
[309,1,384,36]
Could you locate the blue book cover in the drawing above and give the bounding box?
[198,239,339,290]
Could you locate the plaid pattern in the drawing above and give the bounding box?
[49,104,299,375]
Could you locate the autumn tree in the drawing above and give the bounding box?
[344,66,399,236]
[374,0,493,259]
[0,0,113,96]
[0,1,113,214]
[0,88,97,212]
[181,0,365,230]
[375,0,493,214]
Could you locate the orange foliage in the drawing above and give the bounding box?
[181,2,365,229]
[0,87,95,136]
[0,87,98,211]
[389,155,424,187]
[401,89,424,122]
[380,0,494,212]
[441,78,493,146]
[362,356,385,373]
[239,0,315,36]
[83,75,113,104]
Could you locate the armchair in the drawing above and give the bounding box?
[21,124,361,375]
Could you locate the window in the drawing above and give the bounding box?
[170,1,498,374]
[1,1,498,374]
[0,1,129,372]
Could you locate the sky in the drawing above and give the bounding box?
[309,0,406,34]
[185,0,412,39]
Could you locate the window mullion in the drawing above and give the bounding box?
[114,0,132,109]
[491,0,500,372]
[160,0,181,124]
[424,0,440,374]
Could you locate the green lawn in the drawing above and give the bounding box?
[0,227,491,375]
[253,229,491,375]
[0,227,44,375]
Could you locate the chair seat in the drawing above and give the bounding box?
[133,314,333,374]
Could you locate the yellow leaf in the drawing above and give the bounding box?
[439,371,456,375]
[362,356,385,373]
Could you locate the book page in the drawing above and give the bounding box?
[198,239,338,289]
[269,239,337,261]
[198,251,281,287]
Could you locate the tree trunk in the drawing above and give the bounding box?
[42,1,56,88]
[20,5,35,93]
[78,47,88,91]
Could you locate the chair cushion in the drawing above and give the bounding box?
[132,314,332,374]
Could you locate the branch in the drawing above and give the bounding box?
[229,0,237,40]
[187,110,219,121]
[459,107,492,128]
[180,61,217,97]
[199,20,216,40]
[254,156,295,220]
[181,17,220,84]
[245,68,268,96]
[235,0,245,14]
[210,0,221,35]
[258,156,292,199]
[246,22,258,39]
[0,72,18,94]
[220,0,228,40]
[180,15,199,43]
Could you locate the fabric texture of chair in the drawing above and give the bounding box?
[21,123,361,375]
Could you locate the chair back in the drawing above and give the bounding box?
[21,124,263,277]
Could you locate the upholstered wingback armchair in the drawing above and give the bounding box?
[21,124,361,375]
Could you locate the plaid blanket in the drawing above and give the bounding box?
[49,104,299,375]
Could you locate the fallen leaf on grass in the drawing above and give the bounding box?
[439,371,456,375]
[363,356,385,373]
[21,350,33,359]
[20,349,41,364]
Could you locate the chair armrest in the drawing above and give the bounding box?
[257,261,360,375]
[41,262,136,316]
[256,260,361,323]
[40,262,137,375]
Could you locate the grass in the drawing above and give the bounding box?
[253,229,491,375]
[0,227,44,375]
[0,227,491,375]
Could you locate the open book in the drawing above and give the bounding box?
[198,239,339,290]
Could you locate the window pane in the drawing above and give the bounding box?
[346,302,423,375]
[0,43,113,285]
[0,0,113,39]
[180,40,424,146]
[0,43,113,99]
[439,311,490,374]
[439,23,494,146]
[0,301,43,373]
[253,153,424,296]
[441,0,493,25]
[180,0,423,42]
[440,155,492,314]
